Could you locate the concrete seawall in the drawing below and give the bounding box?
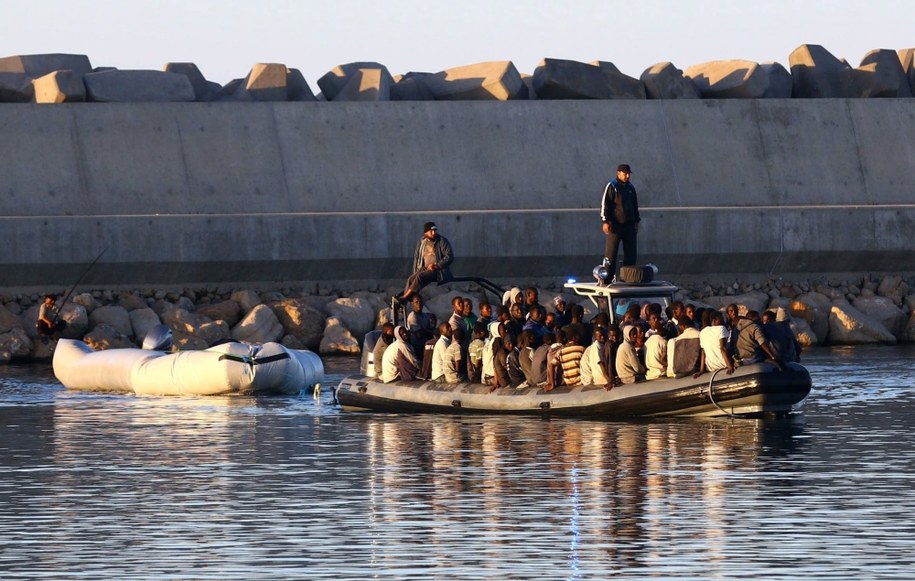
[2,99,913,290]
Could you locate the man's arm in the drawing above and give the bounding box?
[437,237,453,269]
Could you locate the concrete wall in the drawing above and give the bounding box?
[1,99,913,289]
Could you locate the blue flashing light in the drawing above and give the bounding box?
[567,278,577,284]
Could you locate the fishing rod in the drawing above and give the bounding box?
[51,245,110,323]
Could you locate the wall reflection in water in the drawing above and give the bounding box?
[358,414,804,574]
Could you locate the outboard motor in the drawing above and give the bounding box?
[361,330,382,377]
[142,324,174,351]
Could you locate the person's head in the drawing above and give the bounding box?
[423,221,439,240]
[670,300,684,320]
[452,325,465,344]
[617,163,631,183]
[44,294,56,305]
[648,312,662,331]
[594,326,607,344]
[544,312,557,329]
[701,308,713,328]
[678,316,693,332]
[411,295,424,312]
[552,295,566,313]
[607,325,621,344]
[570,303,584,322]
[462,298,473,316]
[511,288,523,305]
[496,306,510,323]
[439,322,452,339]
[762,310,776,325]
[625,303,642,322]
[451,296,464,314]
[565,329,581,345]
[519,330,535,349]
[397,326,409,342]
[685,303,696,319]
[746,310,760,322]
[709,311,724,326]
[776,307,791,324]
[480,302,492,319]
[381,322,395,341]
[502,332,516,350]
[543,332,557,346]
[592,312,609,328]
[529,305,544,322]
[525,287,539,306]
[726,303,739,322]
[630,325,644,347]
[473,322,488,340]
[509,303,524,320]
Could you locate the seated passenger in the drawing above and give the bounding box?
[561,304,591,349]
[581,326,612,389]
[522,305,548,347]
[616,326,647,384]
[505,333,527,388]
[524,287,544,318]
[644,312,668,380]
[381,325,419,383]
[406,295,435,354]
[372,323,395,377]
[461,298,477,336]
[481,321,503,385]
[443,326,466,383]
[506,303,526,337]
[544,330,566,390]
[431,322,453,382]
[667,316,701,378]
[549,329,585,391]
[552,296,572,328]
[477,302,493,326]
[491,331,516,391]
[517,330,536,387]
[448,296,464,332]
[763,308,801,363]
[735,310,782,368]
[466,322,487,383]
[530,331,556,387]
[694,311,735,377]
[664,300,684,337]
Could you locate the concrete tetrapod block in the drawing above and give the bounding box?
[0,72,34,102]
[318,62,394,101]
[234,63,289,101]
[898,48,915,95]
[590,61,647,98]
[84,69,195,102]
[286,68,317,102]
[425,60,524,100]
[639,62,700,99]
[532,58,614,99]
[391,72,435,101]
[32,70,86,103]
[760,62,792,98]
[334,68,392,101]
[789,44,857,98]
[0,53,92,78]
[856,49,912,98]
[164,62,212,101]
[685,59,770,98]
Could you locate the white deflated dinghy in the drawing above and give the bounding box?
[53,337,324,397]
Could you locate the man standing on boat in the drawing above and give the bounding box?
[397,222,454,302]
[600,163,640,281]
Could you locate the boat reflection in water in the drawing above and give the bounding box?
[355,413,804,572]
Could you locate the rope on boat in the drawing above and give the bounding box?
[706,368,736,418]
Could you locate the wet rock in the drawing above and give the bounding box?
[425,61,525,100]
[32,70,86,103]
[318,62,394,101]
[89,305,133,338]
[231,304,283,344]
[685,59,769,99]
[789,317,818,347]
[84,69,195,102]
[319,316,360,355]
[789,44,856,98]
[639,62,700,99]
[877,275,908,307]
[0,328,32,361]
[828,300,896,344]
[856,49,912,98]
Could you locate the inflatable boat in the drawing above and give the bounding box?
[336,264,812,418]
[53,337,323,397]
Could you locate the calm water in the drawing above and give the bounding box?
[2,345,914,580]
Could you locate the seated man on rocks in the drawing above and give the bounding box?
[397,222,453,303]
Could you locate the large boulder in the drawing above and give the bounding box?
[702,291,770,315]
[230,290,261,314]
[0,305,22,334]
[788,298,829,344]
[899,48,915,95]
[129,308,162,344]
[196,300,242,327]
[59,304,90,340]
[852,295,909,338]
[232,63,291,101]
[855,49,912,98]
[0,328,32,362]
[319,316,360,355]
[789,44,856,98]
[83,323,135,350]
[164,62,215,101]
[32,70,86,103]
[760,62,792,98]
[318,62,394,101]
[325,298,375,341]
[89,305,133,338]
[828,300,896,344]
[268,299,326,349]
[903,312,915,343]
[286,68,317,102]
[590,62,647,99]
[117,292,149,311]
[685,60,769,98]
[789,317,818,348]
[391,72,435,101]
[231,304,284,344]
[876,275,909,307]
[425,61,525,100]
[0,72,33,102]
[0,53,92,77]
[639,62,700,99]
[72,292,101,314]
[531,58,633,100]
[84,69,196,102]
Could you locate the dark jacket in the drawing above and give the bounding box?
[601,180,640,228]
[412,234,454,283]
